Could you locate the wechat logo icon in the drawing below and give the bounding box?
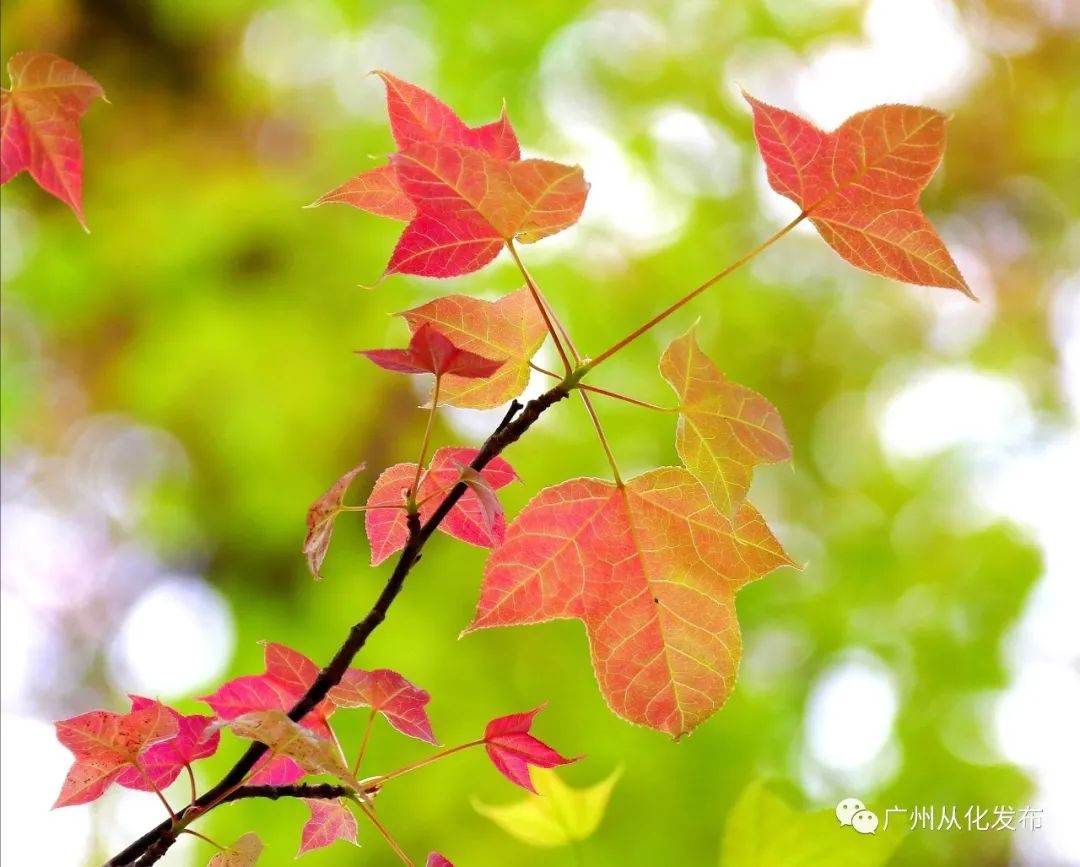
[837,797,879,835]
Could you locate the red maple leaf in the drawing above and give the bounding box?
[310,73,587,279]
[483,706,578,793]
[1,52,106,228]
[466,469,795,737]
[427,854,454,867]
[298,798,358,856]
[398,287,548,409]
[744,92,972,297]
[329,668,437,744]
[358,323,505,379]
[115,696,219,792]
[365,447,517,565]
[385,142,587,278]
[53,700,177,808]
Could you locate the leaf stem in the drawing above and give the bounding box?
[409,375,441,506]
[585,213,806,370]
[530,363,674,412]
[355,800,414,866]
[184,764,197,808]
[579,392,622,485]
[506,239,573,373]
[352,709,377,777]
[506,245,622,483]
[326,719,348,766]
[132,761,176,822]
[179,829,225,851]
[363,740,484,788]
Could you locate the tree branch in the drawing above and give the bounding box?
[222,783,353,804]
[105,387,568,866]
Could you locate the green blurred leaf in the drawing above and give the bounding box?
[720,782,903,867]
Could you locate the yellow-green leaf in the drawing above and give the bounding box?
[473,767,622,848]
[660,326,791,516]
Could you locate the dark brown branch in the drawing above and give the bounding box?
[222,783,353,804]
[106,390,565,866]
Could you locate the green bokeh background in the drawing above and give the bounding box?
[2,0,1076,865]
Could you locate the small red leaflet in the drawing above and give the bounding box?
[358,323,505,379]
[365,447,518,565]
[483,705,579,793]
[1,52,106,228]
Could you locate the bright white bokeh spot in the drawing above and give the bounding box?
[242,3,344,88]
[919,245,997,356]
[877,367,1034,461]
[109,576,234,698]
[649,105,742,198]
[795,0,986,126]
[805,652,899,773]
[0,715,94,865]
[333,17,435,117]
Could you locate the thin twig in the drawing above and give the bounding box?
[530,363,673,412]
[587,213,806,369]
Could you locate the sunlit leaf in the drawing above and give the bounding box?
[311,72,520,247]
[660,326,790,515]
[1,51,106,227]
[384,211,504,278]
[385,142,587,277]
[53,700,178,808]
[115,696,219,792]
[208,832,263,867]
[298,798,358,856]
[466,469,795,737]
[744,92,972,296]
[399,287,547,409]
[329,667,436,744]
[474,766,622,847]
[224,709,359,789]
[375,71,519,159]
[309,165,416,221]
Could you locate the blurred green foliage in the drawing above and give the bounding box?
[2,0,1076,865]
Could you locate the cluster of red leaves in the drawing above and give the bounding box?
[312,71,589,278]
[54,640,573,862]
[199,641,435,784]
[365,446,518,564]
[305,77,972,742]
